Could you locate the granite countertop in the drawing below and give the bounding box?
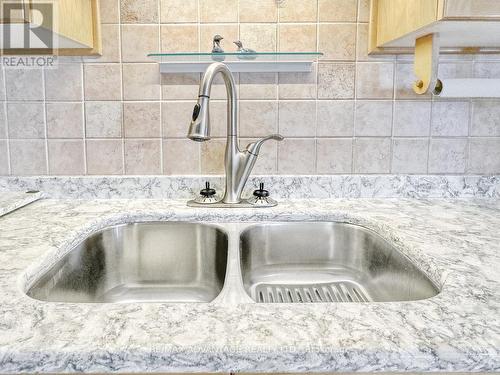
[0,191,42,217]
[0,197,499,373]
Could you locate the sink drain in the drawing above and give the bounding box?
[254,281,371,303]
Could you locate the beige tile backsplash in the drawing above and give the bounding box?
[0,0,499,176]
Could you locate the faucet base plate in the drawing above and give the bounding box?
[187,197,277,208]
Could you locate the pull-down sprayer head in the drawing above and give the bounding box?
[188,95,211,142]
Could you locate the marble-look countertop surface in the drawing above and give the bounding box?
[0,198,499,373]
[0,191,42,217]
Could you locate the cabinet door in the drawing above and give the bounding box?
[0,0,30,23]
[443,0,500,19]
[375,0,439,46]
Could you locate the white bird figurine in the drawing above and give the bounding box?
[234,40,257,60]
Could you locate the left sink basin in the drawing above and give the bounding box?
[27,222,228,303]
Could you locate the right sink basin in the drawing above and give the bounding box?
[240,222,440,303]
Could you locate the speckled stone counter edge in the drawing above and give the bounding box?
[0,175,498,199]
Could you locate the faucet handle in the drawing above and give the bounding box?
[247,134,284,156]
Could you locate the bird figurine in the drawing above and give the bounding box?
[234,40,257,60]
[211,34,225,61]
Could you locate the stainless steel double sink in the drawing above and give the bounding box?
[27,222,440,304]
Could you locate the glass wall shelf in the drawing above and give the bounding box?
[148,52,323,73]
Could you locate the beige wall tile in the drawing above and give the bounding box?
[161,73,200,100]
[161,0,198,23]
[431,102,469,137]
[474,62,500,78]
[471,100,500,136]
[279,68,317,99]
[239,0,277,22]
[84,64,122,100]
[355,101,393,136]
[124,102,161,137]
[317,101,354,137]
[279,101,316,137]
[163,139,200,174]
[354,138,391,173]
[393,101,431,137]
[124,139,161,174]
[240,24,277,52]
[161,24,199,53]
[48,140,85,175]
[392,138,429,174]
[5,69,44,101]
[319,0,357,22]
[207,101,229,137]
[87,24,121,63]
[7,103,45,139]
[278,138,315,174]
[85,102,123,138]
[240,73,277,100]
[358,0,370,22]
[239,100,278,137]
[200,0,237,23]
[46,64,83,101]
[317,138,353,174]
[279,0,317,22]
[318,63,355,99]
[0,70,4,100]
[100,0,119,23]
[86,139,123,175]
[356,24,372,61]
[429,139,468,174]
[438,62,473,79]
[162,101,196,137]
[123,63,161,100]
[319,24,356,61]
[468,138,500,174]
[200,24,238,53]
[356,62,394,99]
[0,140,8,175]
[47,103,84,138]
[120,0,158,23]
[0,104,6,138]
[9,139,47,175]
[279,24,316,52]
[122,25,159,62]
[201,139,226,174]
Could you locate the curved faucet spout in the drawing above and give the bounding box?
[188,62,238,142]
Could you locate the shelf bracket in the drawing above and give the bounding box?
[413,33,440,95]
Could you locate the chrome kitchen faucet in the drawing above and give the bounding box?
[187,62,283,208]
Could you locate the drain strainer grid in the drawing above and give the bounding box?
[254,281,371,303]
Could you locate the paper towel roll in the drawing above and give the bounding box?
[434,79,500,98]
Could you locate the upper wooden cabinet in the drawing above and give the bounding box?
[0,0,101,56]
[369,0,500,54]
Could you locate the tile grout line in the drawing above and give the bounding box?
[80,61,88,175]
[41,66,49,175]
[2,66,12,175]
[118,0,125,174]
[157,0,164,175]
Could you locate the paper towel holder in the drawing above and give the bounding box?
[412,34,500,98]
